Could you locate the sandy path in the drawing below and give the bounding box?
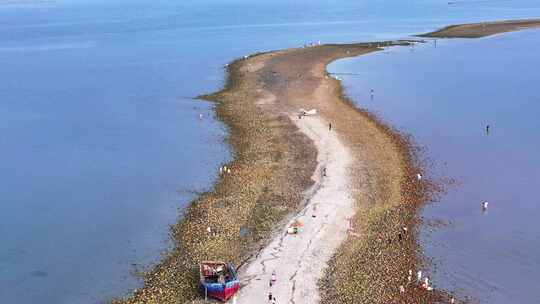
[234,114,355,304]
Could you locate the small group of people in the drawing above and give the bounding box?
[219,165,231,175]
[267,271,277,303]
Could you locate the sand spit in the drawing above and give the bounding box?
[115,20,538,304]
[420,18,540,38]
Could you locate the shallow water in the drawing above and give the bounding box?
[329,29,540,304]
[2,0,540,303]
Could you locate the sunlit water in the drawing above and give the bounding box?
[329,29,540,304]
[1,0,540,303]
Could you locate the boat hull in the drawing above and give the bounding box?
[202,280,240,301]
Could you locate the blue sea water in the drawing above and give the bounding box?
[1,0,540,303]
[329,29,540,304]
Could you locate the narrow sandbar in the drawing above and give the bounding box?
[419,18,540,38]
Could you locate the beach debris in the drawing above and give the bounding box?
[299,108,318,116]
[287,227,298,234]
[287,220,302,234]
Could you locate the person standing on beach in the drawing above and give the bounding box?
[270,270,277,286]
[329,122,332,131]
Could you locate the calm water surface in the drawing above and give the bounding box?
[330,29,540,304]
[1,0,540,303]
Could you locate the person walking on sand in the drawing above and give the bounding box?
[268,292,273,301]
[329,122,332,131]
[270,270,277,286]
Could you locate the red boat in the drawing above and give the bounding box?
[199,261,240,301]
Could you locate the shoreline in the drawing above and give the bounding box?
[115,19,540,304]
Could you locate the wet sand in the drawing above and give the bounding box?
[116,20,539,304]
